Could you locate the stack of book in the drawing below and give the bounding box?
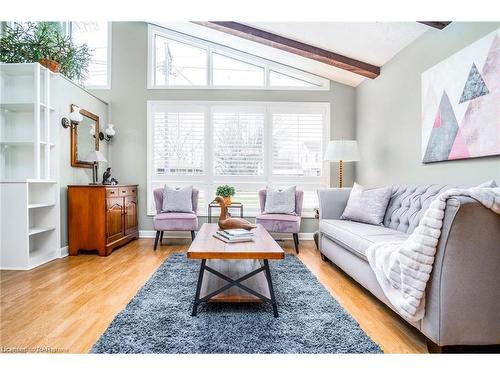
[213,228,254,243]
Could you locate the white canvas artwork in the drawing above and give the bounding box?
[421,28,499,163]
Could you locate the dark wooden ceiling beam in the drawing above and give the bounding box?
[192,21,380,79]
[418,22,452,30]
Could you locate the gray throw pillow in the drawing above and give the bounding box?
[264,186,296,214]
[341,182,392,226]
[162,185,193,213]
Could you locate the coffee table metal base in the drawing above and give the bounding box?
[191,259,278,317]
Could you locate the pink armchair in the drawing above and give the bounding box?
[153,188,199,250]
[255,189,304,253]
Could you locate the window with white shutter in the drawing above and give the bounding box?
[271,110,325,178]
[212,106,265,177]
[150,103,205,176]
[147,101,329,216]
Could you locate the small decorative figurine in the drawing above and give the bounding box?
[102,167,114,185]
[214,196,256,230]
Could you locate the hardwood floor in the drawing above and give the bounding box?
[0,238,428,353]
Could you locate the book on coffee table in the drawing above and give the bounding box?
[222,229,254,237]
[213,232,254,243]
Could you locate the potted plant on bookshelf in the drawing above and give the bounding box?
[0,22,91,82]
[216,185,236,206]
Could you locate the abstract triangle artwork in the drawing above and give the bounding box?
[454,33,500,158]
[423,91,459,163]
[458,63,490,103]
[421,29,500,162]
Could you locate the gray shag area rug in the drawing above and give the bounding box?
[91,253,382,353]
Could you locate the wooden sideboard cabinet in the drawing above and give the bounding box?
[68,185,139,256]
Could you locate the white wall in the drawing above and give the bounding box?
[92,22,357,234]
[52,75,108,246]
[356,22,500,186]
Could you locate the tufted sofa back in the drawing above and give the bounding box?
[383,184,461,234]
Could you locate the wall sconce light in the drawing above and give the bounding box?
[99,123,116,143]
[90,123,116,143]
[61,106,83,129]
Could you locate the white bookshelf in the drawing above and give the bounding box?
[1,180,60,269]
[0,63,61,270]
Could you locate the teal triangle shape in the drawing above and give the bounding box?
[459,63,489,103]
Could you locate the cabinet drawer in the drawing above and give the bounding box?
[106,188,119,198]
[119,186,137,197]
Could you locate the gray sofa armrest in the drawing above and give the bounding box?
[317,188,352,220]
[422,196,500,346]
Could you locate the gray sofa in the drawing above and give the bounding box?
[317,184,500,351]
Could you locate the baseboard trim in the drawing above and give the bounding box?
[60,246,69,258]
[139,230,313,240]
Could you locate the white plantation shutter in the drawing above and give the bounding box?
[148,101,329,216]
[213,107,265,176]
[303,190,320,211]
[152,104,205,176]
[271,111,324,177]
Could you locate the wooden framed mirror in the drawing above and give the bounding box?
[70,104,100,168]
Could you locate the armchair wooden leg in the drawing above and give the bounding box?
[191,231,196,241]
[159,231,164,244]
[292,233,299,254]
[153,231,160,250]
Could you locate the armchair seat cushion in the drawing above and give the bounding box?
[255,213,301,233]
[154,212,198,231]
[320,219,409,260]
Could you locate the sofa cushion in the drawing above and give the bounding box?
[264,186,296,214]
[162,185,193,213]
[255,213,301,233]
[154,212,198,231]
[341,182,392,225]
[320,219,409,260]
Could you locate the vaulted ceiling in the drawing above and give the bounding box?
[156,22,432,87]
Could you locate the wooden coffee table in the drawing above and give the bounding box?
[187,223,285,317]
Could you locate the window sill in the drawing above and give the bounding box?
[146,213,318,219]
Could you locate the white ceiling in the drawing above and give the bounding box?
[157,22,431,87]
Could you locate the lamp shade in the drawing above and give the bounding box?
[69,106,83,123]
[105,123,116,137]
[324,140,360,162]
[84,150,107,163]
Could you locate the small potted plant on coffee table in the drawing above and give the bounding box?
[216,185,236,206]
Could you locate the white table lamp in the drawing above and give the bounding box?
[84,150,108,185]
[324,140,360,188]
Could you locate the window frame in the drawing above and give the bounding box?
[69,21,112,90]
[211,50,266,88]
[147,100,330,218]
[147,24,330,91]
[152,31,209,87]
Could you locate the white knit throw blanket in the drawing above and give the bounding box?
[366,185,500,322]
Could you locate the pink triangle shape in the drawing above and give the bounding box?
[449,128,470,160]
[433,111,442,128]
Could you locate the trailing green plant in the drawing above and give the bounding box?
[216,185,236,197]
[0,22,91,81]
